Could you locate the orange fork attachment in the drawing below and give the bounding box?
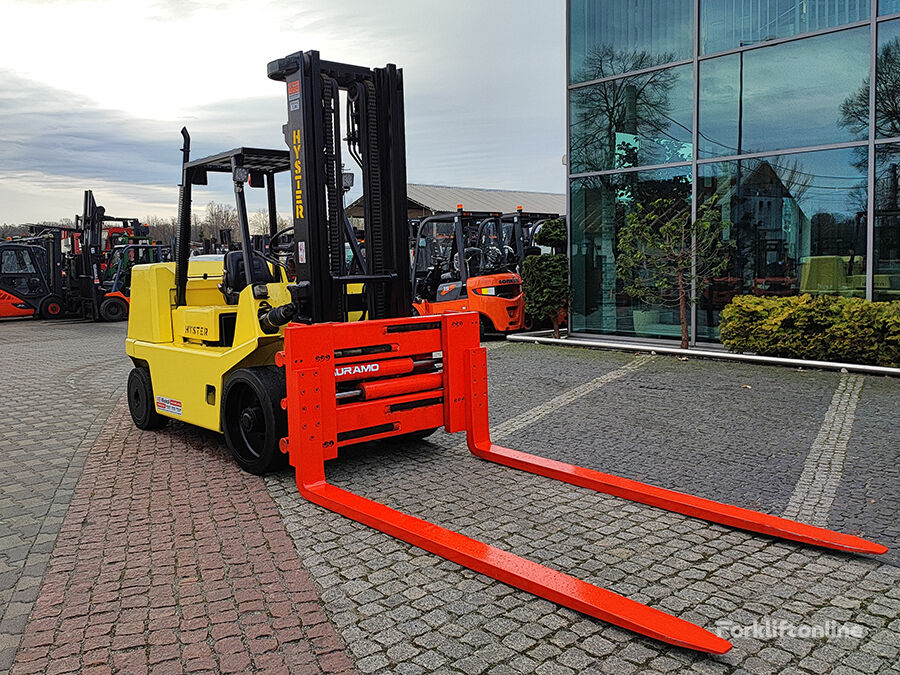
[275,312,886,655]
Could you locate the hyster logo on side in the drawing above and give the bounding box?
[335,363,380,377]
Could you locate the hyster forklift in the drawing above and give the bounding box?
[126,50,886,654]
[411,207,526,338]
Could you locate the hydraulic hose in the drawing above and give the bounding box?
[259,302,297,334]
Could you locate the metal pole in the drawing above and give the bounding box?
[266,173,278,238]
[690,0,700,346]
[866,0,877,301]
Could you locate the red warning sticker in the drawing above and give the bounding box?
[156,395,183,416]
[288,80,300,95]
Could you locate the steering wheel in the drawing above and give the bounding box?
[268,226,294,256]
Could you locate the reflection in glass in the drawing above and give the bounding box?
[881,0,900,16]
[699,27,869,159]
[569,0,693,84]
[570,65,693,174]
[874,144,900,301]
[701,0,869,55]
[696,148,868,339]
[876,19,900,138]
[570,167,692,339]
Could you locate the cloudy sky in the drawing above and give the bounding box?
[0,0,566,225]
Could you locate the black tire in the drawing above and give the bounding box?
[39,296,64,320]
[479,315,488,342]
[127,368,168,430]
[221,367,288,475]
[100,296,128,322]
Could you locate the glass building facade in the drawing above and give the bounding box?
[568,0,900,342]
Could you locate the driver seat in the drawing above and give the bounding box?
[220,250,275,305]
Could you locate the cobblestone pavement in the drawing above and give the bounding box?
[3,322,899,674]
[11,404,354,675]
[0,320,130,671]
[266,342,900,675]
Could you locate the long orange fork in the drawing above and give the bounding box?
[463,348,887,557]
[278,314,886,656]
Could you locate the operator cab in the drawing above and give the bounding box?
[175,145,291,309]
[412,208,504,302]
[475,208,560,275]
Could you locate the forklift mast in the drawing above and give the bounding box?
[75,190,106,320]
[267,50,411,323]
[73,190,146,319]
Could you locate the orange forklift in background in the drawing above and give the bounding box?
[411,206,525,339]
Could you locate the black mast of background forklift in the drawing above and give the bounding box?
[267,50,411,322]
[76,190,106,320]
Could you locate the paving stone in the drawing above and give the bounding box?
[6,332,352,675]
[263,343,898,674]
[5,328,897,674]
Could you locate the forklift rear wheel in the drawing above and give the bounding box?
[222,367,288,475]
[479,316,490,342]
[127,368,168,430]
[39,296,63,319]
[100,296,128,322]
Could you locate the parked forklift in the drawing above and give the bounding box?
[126,49,886,655]
[476,207,560,270]
[0,230,67,319]
[411,207,525,338]
[0,191,161,321]
[97,243,170,320]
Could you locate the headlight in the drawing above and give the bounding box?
[473,286,498,295]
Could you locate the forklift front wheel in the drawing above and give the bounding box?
[100,296,128,322]
[222,367,288,475]
[39,296,63,319]
[127,368,168,430]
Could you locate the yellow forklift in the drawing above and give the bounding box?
[125,49,886,654]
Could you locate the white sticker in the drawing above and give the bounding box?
[156,395,183,416]
[289,100,300,111]
[297,241,306,264]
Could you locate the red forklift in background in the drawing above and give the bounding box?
[0,191,161,321]
[411,206,525,338]
[0,230,68,319]
[476,207,560,271]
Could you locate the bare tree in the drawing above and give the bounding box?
[249,209,269,235]
[569,46,680,173]
[145,215,177,244]
[202,202,238,241]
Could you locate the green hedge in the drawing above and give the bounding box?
[719,294,900,367]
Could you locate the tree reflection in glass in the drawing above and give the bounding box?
[570,168,693,338]
[874,144,900,300]
[696,149,868,338]
[569,55,692,174]
[841,19,900,139]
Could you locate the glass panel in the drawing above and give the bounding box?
[570,167,693,339]
[701,0,870,55]
[569,0,693,84]
[877,18,900,138]
[1,249,36,274]
[570,65,694,174]
[874,144,900,301]
[699,27,870,158]
[696,147,868,340]
[881,0,900,16]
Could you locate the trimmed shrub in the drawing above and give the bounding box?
[719,294,900,367]
[534,218,567,252]
[522,253,570,338]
